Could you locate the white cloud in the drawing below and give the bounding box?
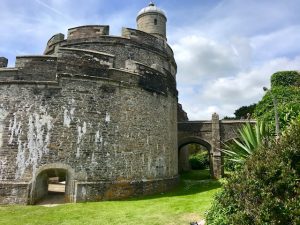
[171,0,300,120]
[179,56,300,120]
[173,35,251,84]
[251,25,300,60]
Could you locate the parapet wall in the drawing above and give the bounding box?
[68,25,109,40]
[44,26,176,78]
[15,56,57,81]
[0,48,176,97]
[0,57,8,68]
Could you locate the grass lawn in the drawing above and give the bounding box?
[0,170,220,225]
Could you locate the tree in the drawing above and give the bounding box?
[223,104,256,120]
[234,104,256,119]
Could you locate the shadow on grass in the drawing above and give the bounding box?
[125,170,221,201]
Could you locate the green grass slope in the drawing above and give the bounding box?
[0,170,220,225]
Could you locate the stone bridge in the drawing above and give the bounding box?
[178,113,255,178]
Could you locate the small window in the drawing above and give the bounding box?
[154,19,157,25]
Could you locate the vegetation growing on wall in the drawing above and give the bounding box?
[255,71,300,133]
[271,71,300,87]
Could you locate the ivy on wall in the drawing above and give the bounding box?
[255,71,300,133]
[271,71,300,87]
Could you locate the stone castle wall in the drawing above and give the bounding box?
[0,25,178,204]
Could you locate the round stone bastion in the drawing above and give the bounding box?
[0,23,178,204]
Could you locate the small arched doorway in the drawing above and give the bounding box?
[29,165,74,205]
[178,137,212,177]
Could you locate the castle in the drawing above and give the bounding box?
[0,3,178,204]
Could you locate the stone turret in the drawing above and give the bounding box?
[0,57,8,68]
[137,2,167,40]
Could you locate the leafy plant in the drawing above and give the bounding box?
[189,151,209,170]
[271,71,300,87]
[206,118,300,225]
[222,121,269,165]
[255,71,300,134]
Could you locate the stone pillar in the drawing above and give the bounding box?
[211,113,222,178]
[0,57,8,68]
[178,146,191,172]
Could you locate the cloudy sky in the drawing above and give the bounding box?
[1,0,300,119]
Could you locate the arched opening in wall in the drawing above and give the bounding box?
[154,18,157,25]
[33,168,69,205]
[178,138,212,179]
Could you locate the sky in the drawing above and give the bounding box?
[1,0,300,120]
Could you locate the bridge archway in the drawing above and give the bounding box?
[178,137,212,176]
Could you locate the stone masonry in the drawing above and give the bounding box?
[178,114,255,178]
[0,3,178,204]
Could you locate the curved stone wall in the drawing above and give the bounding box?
[0,24,178,204]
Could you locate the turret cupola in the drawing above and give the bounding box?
[136,2,167,40]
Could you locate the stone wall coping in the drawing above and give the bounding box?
[178,120,256,124]
[111,68,142,77]
[221,120,256,123]
[133,60,163,74]
[57,73,130,86]
[68,25,109,30]
[62,35,174,58]
[178,121,212,124]
[74,176,179,184]
[59,47,115,58]
[0,181,29,184]
[0,80,59,85]
[0,68,18,71]
[16,55,57,59]
[122,27,162,40]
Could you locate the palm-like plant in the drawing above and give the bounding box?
[222,121,269,164]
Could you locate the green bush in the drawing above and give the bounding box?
[206,118,300,225]
[189,151,209,170]
[254,86,300,133]
[271,71,300,87]
[223,157,238,172]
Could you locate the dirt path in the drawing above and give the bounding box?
[36,184,66,206]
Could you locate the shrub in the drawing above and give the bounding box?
[254,86,300,133]
[222,121,269,165]
[271,71,300,87]
[206,118,300,225]
[189,151,209,170]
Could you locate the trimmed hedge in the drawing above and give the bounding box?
[254,86,300,132]
[271,71,300,87]
[206,118,300,224]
